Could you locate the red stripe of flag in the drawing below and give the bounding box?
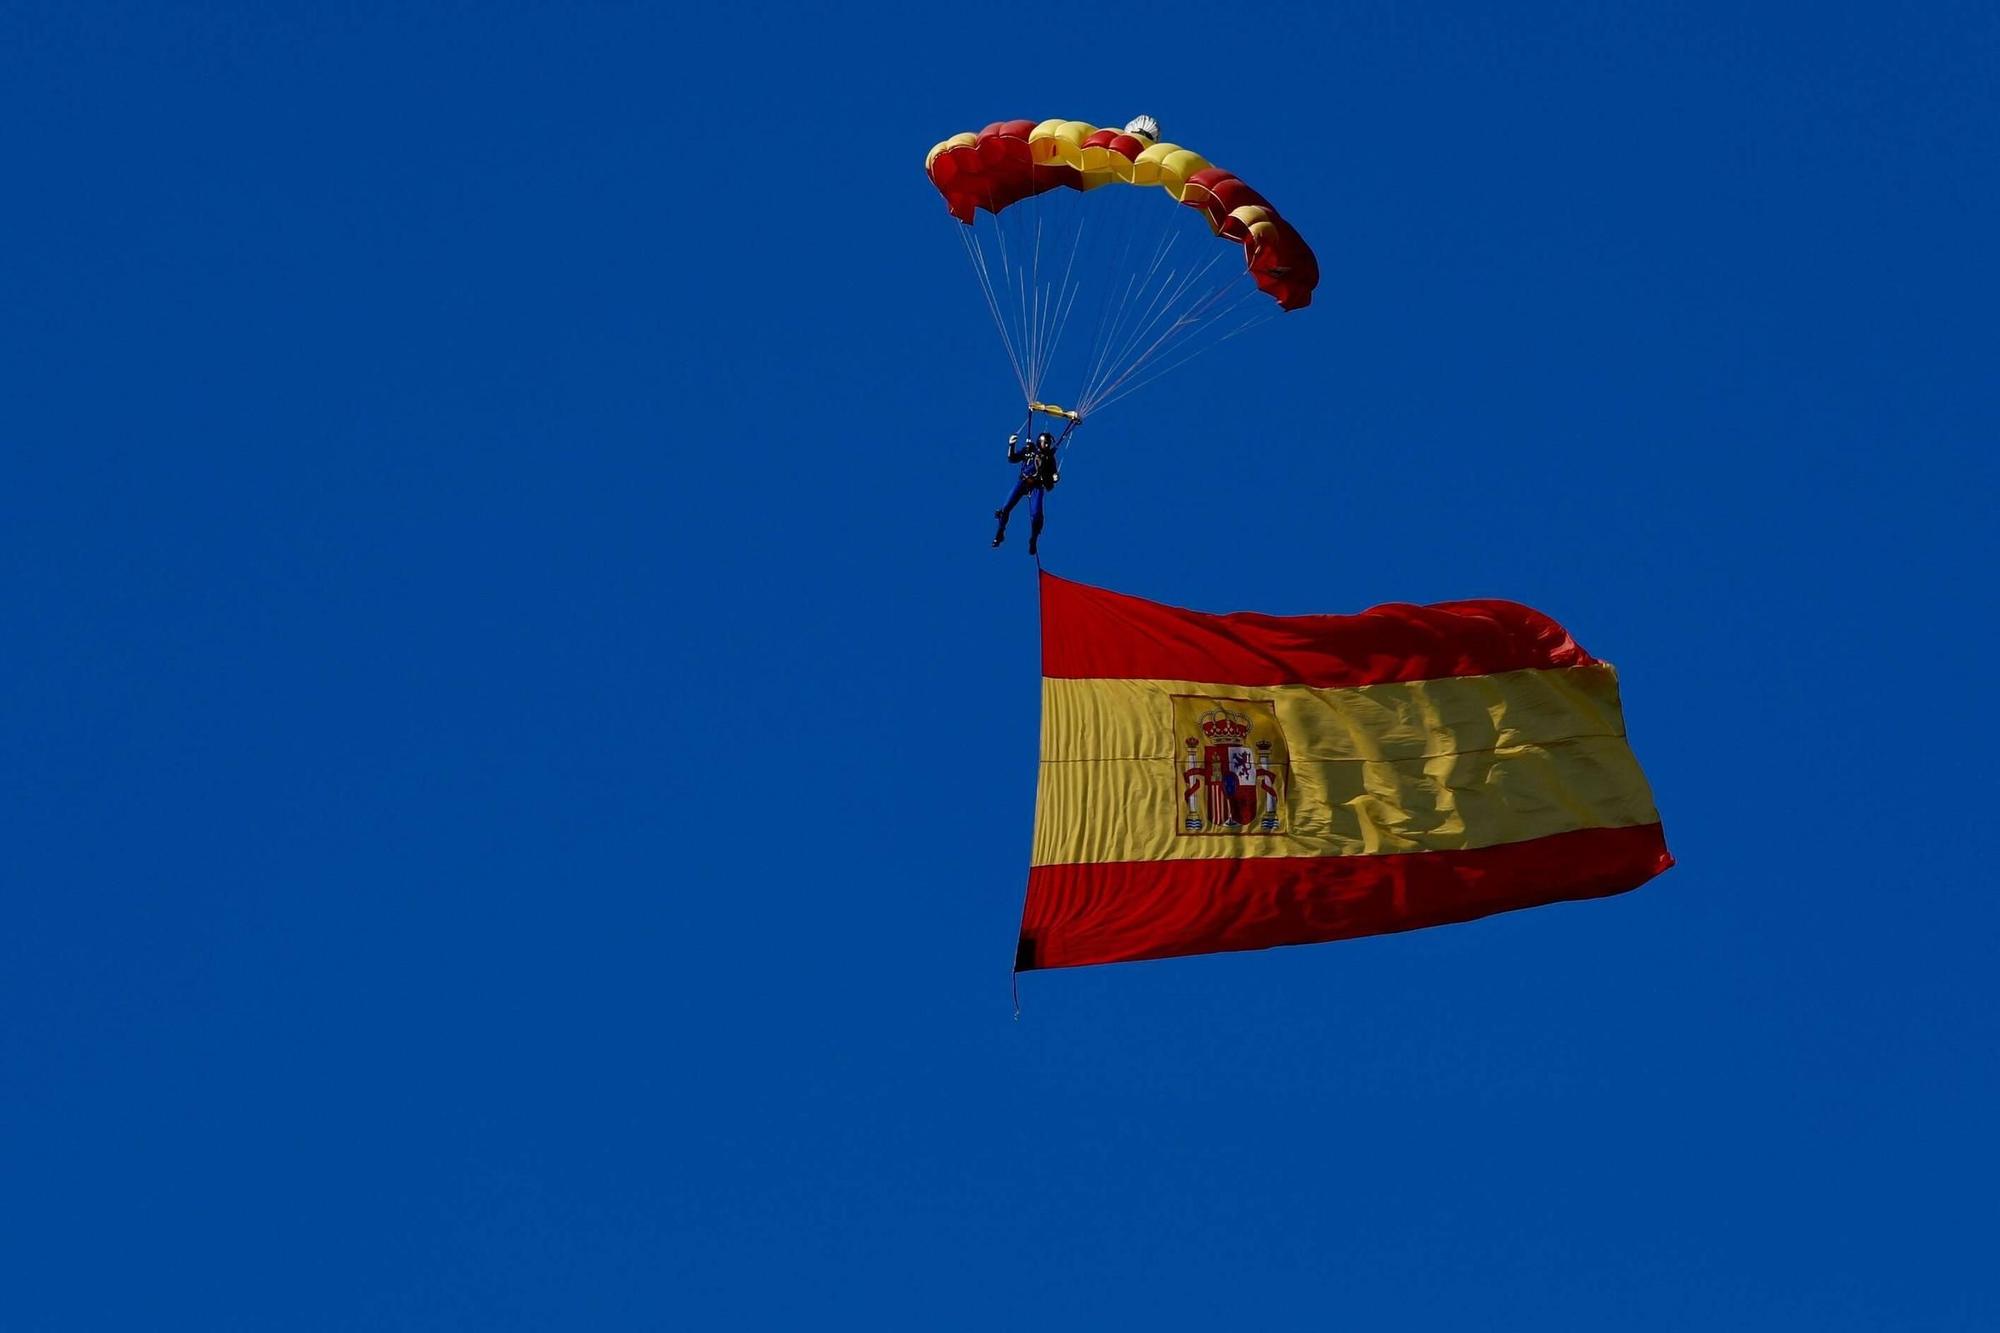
[1040,571,1599,687]
[1017,824,1673,971]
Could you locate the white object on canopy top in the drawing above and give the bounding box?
[1123,115,1161,141]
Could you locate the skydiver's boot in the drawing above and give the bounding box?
[1027,514,1044,557]
[992,512,1008,548]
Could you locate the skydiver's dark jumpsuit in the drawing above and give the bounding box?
[993,435,1059,554]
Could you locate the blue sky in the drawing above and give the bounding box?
[4,2,1996,1327]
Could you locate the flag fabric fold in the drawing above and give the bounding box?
[1017,572,1672,971]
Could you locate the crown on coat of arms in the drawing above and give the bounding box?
[1197,707,1251,744]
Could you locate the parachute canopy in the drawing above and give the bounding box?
[926,116,1321,421]
[926,118,1319,311]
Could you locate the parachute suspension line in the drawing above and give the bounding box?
[1079,258,1191,413]
[1071,199,1148,421]
[1000,205,1032,396]
[960,214,1029,398]
[1116,241,1223,369]
[958,225,1030,403]
[1026,211,1050,402]
[1077,227,1180,412]
[1109,303,1274,413]
[1014,206,1049,402]
[992,199,1032,398]
[1076,222,1227,417]
[1022,205,1088,408]
[1039,215,1088,401]
[1075,234,1225,417]
[1074,268,1144,433]
[1074,216,1268,418]
[997,213,1021,392]
[1030,215,1085,408]
[1016,222,1032,398]
[1022,191,1119,414]
[1085,290,1274,416]
[1077,247,1237,415]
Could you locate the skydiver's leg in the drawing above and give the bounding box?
[1027,486,1045,556]
[998,478,1032,517]
[994,478,1031,546]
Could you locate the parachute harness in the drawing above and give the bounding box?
[1024,404,1080,502]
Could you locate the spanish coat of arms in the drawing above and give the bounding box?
[1171,696,1288,835]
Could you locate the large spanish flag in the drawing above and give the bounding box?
[1016,573,1672,971]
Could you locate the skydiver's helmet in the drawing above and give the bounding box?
[1124,114,1161,141]
[1037,432,1054,449]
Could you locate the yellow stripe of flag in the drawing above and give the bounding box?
[1033,665,1661,867]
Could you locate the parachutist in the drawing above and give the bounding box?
[992,430,1059,555]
